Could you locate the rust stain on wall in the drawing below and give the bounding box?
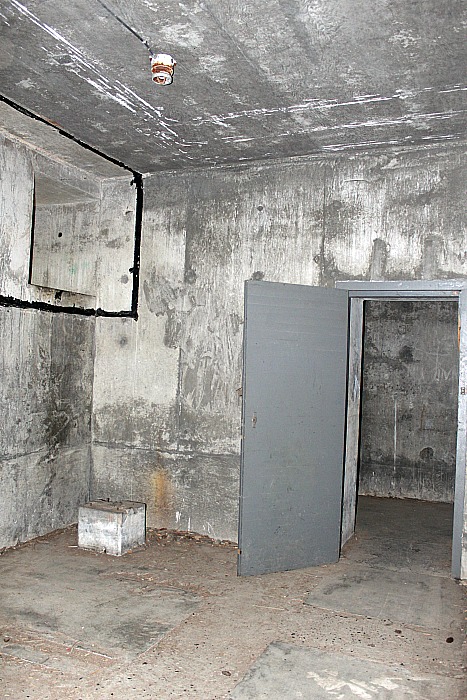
[150,461,174,527]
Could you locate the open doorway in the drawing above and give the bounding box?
[354,299,458,576]
[238,280,466,579]
[338,280,467,580]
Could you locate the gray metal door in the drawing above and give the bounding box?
[238,281,349,576]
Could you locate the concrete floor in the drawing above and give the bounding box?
[0,497,465,699]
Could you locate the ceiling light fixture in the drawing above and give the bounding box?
[150,53,177,86]
[96,0,176,85]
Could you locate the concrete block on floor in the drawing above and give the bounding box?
[78,500,146,556]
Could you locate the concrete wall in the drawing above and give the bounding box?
[1,134,92,310]
[91,142,466,543]
[29,159,137,313]
[0,133,136,313]
[359,300,459,502]
[31,178,101,297]
[0,307,95,548]
[0,133,132,547]
[2,127,465,563]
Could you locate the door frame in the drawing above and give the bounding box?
[336,280,467,580]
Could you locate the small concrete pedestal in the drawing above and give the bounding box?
[78,501,146,556]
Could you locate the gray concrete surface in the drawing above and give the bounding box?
[0,497,465,699]
[359,300,459,502]
[0,1,465,172]
[0,306,94,548]
[305,566,463,629]
[0,131,136,549]
[0,130,134,312]
[230,642,464,699]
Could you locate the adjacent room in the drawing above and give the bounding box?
[0,1,466,698]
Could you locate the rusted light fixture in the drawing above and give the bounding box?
[96,0,176,86]
[150,53,177,86]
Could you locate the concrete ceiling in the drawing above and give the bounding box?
[0,0,465,173]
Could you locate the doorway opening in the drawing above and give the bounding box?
[354,299,458,576]
[338,280,467,580]
[238,279,466,579]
